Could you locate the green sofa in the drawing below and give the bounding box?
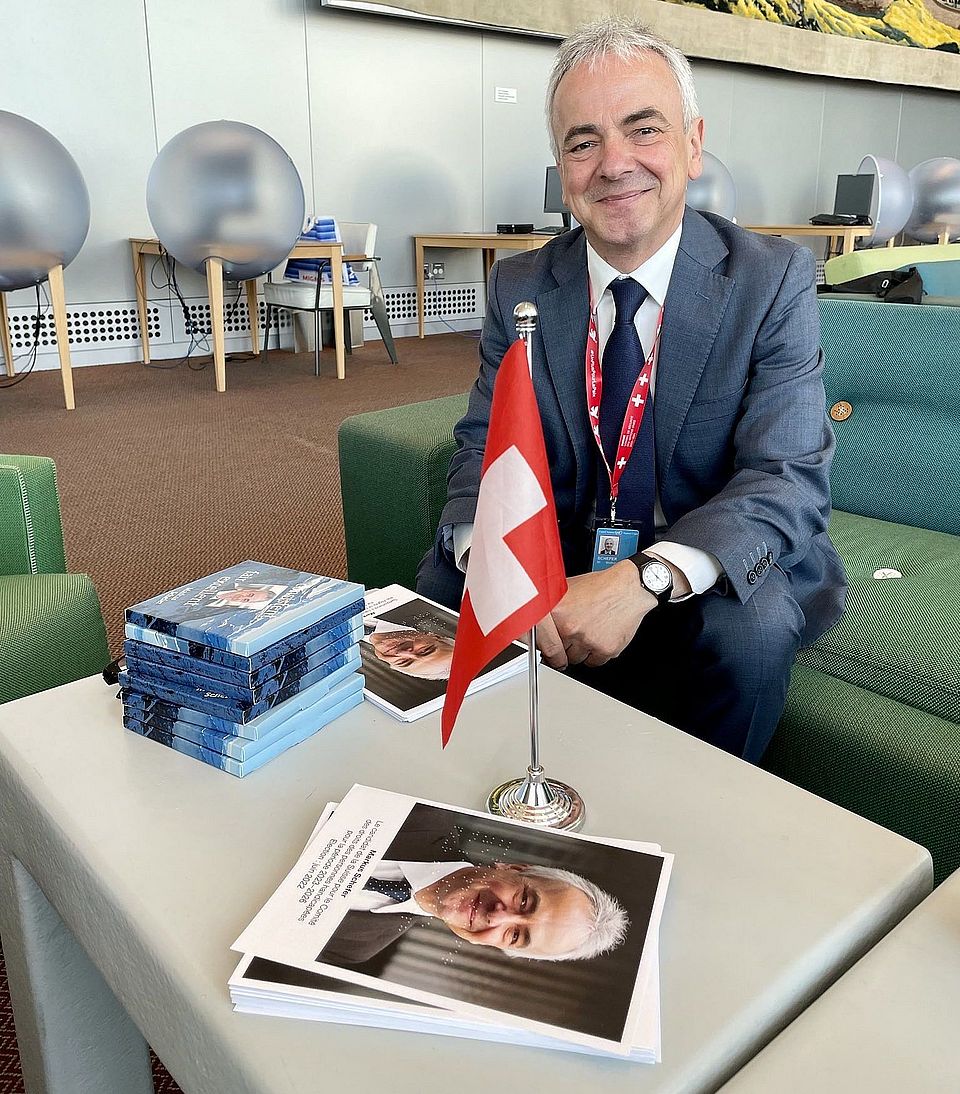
[339,297,960,881]
[0,454,110,705]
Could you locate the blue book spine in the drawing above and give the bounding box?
[120,653,361,737]
[124,602,363,671]
[123,619,362,688]
[118,648,360,723]
[124,629,359,700]
[125,681,364,776]
[123,673,364,761]
[125,561,364,655]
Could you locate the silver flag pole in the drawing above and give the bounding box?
[486,302,585,832]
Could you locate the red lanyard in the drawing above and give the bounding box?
[585,287,664,520]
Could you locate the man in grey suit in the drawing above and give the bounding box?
[417,18,846,762]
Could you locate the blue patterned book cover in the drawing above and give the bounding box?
[118,647,361,723]
[123,673,364,761]
[123,618,362,689]
[124,601,364,672]
[124,624,360,698]
[124,677,364,777]
[125,562,364,656]
[121,657,360,740]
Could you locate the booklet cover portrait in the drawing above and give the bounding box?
[234,786,671,1053]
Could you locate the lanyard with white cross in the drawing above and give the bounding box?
[585,299,664,521]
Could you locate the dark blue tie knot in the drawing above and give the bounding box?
[609,277,647,327]
[364,875,413,903]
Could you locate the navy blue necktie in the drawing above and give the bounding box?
[597,277,656,547]
[364,875,412,903]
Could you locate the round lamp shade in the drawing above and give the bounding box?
[905,157,960,244]
[0,111,90,292]
[686,151,737,222]
[857,155,913,247]
[146,121,305,281]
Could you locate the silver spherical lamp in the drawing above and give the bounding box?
[686,151,737,222]
[857,155,913,247]
[905,157,960,244]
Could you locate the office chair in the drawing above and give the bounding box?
[262,221,399,377]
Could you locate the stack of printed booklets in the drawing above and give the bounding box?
[119,561,365,777]
[229,784,673,1061]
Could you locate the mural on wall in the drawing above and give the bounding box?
[678,0,960,52]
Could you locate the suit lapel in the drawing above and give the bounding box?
[655,209,734,480]
[535,232,592,504]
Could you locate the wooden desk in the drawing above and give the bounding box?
[414,232,553,338]
[742,224,873,257]
[0,262,76,410]
[130,239,348,388]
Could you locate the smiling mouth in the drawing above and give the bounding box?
[596,187,651,204]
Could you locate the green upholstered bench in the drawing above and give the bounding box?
[338,296,960,881]
[1,455,110,704]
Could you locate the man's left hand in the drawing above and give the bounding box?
[545,561,656,669]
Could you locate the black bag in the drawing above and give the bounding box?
[819,266,924,304]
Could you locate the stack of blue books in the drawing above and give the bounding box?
[119,561,365,777]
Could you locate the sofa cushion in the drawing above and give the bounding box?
[798,509,960,724]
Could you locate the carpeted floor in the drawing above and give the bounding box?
[0,333,479,1091]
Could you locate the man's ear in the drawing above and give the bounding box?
[687,117,705,182]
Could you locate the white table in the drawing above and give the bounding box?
[719,867,960,1092]
[0,673,932,1094]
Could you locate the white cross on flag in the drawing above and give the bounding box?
[441,338,567,747]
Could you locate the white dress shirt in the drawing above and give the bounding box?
[352,860,472,917]
[451,225,723,597]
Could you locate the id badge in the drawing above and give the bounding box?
[591,523,641,571]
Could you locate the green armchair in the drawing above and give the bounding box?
[0,455,110,704]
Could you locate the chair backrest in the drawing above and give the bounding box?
[339,222,377,270]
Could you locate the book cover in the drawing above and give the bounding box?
[231,785,672,1059]
[360,585,526,722]
[119,647,361,723]
[121,656,361,740]
[123,673,365,762]
[125,678,364,777]
[125,562,364,656]
[123,618,362,689]
[124,630,358,702]
[124,600,364,672]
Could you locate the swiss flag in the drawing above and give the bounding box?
[440,338,567,747]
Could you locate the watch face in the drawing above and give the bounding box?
[642,560,672,596]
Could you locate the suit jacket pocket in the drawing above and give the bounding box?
[684,384,748,424]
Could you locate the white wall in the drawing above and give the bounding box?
[1,0,959,366]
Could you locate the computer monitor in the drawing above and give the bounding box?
[834,174,875,221]
[544,166,572,230]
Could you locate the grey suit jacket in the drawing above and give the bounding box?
[425,207,845,645]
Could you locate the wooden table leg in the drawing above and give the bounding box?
[483,247,496,283]
[416,238,426,338]
[130,241,151,365]
[245,280,260,354]
[939,228,951,246]
[47,265,75,411]
[330,250,345,380]
[206,258,226,393]
[0,291,14,378]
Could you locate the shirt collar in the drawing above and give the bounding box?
[586,221,683,311]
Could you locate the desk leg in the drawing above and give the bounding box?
[330,253,345,380]
[840,230,856,256]
[46,265,75,411]
[483,247,496,284]
[245,280,260,355]
[130,242,151,365]
[206,258,226,393]
[416,238,425,339]
[939,228,951,246]
[0,291,14,377]
[0,852,153,1094]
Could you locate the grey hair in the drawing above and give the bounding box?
[546,17,700,159]
[503,864,629,962]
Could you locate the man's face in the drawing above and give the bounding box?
[218,587,273,607]
[424,864,594,958]
[552,52,703,272]
[368,629,454,677]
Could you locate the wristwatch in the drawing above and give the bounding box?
[635,556,674,605]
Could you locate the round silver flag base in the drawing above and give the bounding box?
[486,775,585,831]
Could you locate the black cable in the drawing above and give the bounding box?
[0,285,45,390]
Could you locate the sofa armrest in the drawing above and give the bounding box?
[0,455,67,577]
[338,395,468,590]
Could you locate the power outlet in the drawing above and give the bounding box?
[430,262,446,280]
